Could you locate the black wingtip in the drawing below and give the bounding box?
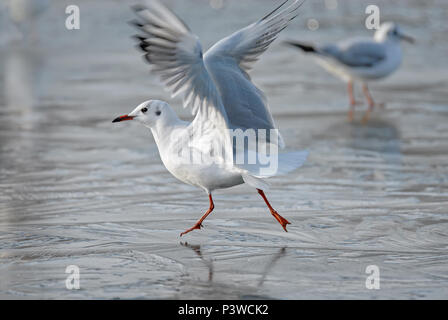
[138,41,150,52]
[128,19,144,28]
[132,34,147,42]
[261,0,289,21]
[284,41,316,53]
[143,53,153,64]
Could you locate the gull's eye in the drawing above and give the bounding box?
[141,107,148,113]
[155,110,161,116]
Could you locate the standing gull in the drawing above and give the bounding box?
[286,22,414,123]
[113,0,308,236]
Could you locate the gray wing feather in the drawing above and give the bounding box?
[131,1,229,123]
[206,0,303,74]
[320,38,386,67]
[132,1,234,165]
[204,0,304,148]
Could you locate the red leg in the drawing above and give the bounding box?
[347,81,357,121]
[257,189,290,232]
[362,84,375,124]
[180,194,214,237]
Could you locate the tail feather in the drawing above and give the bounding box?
[242,173,270,191]
[285,41,317,53]
[238,150,309,189]
[276,150,308,176]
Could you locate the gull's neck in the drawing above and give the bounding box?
[149,110,188,149]
[374,32,398,45]
[149,110,190,174]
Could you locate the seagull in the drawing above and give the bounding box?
[285,22,414,123]
[112,0,308,236]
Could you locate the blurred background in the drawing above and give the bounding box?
[0,0,447,299]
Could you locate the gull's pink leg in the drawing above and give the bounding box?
[347,81,357,121]
[257,189,290,232]
[180,194,214,237]
[362,84,375,124]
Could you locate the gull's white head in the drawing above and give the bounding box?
[374,22,414,44]
[112,100,175,128]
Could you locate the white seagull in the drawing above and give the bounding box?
[113,0,308,236]
[286,22,414,123]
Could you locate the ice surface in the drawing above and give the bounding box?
[0,0,447,299]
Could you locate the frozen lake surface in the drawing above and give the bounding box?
[0,0,447,299]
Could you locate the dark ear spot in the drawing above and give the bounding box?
[155,110,161,116]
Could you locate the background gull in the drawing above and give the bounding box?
[113,0,308,236]
[285,22,414,123]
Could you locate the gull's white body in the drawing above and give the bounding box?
[121,0,308,194]
[145,108,244,193]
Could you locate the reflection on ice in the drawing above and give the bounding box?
[3,46,45,113]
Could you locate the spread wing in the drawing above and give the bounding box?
[131,1,233,165]
[131,0,303,164]
[206,0,304,74]
[203,0,304,148]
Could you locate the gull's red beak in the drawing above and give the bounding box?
[112,115,135,123]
